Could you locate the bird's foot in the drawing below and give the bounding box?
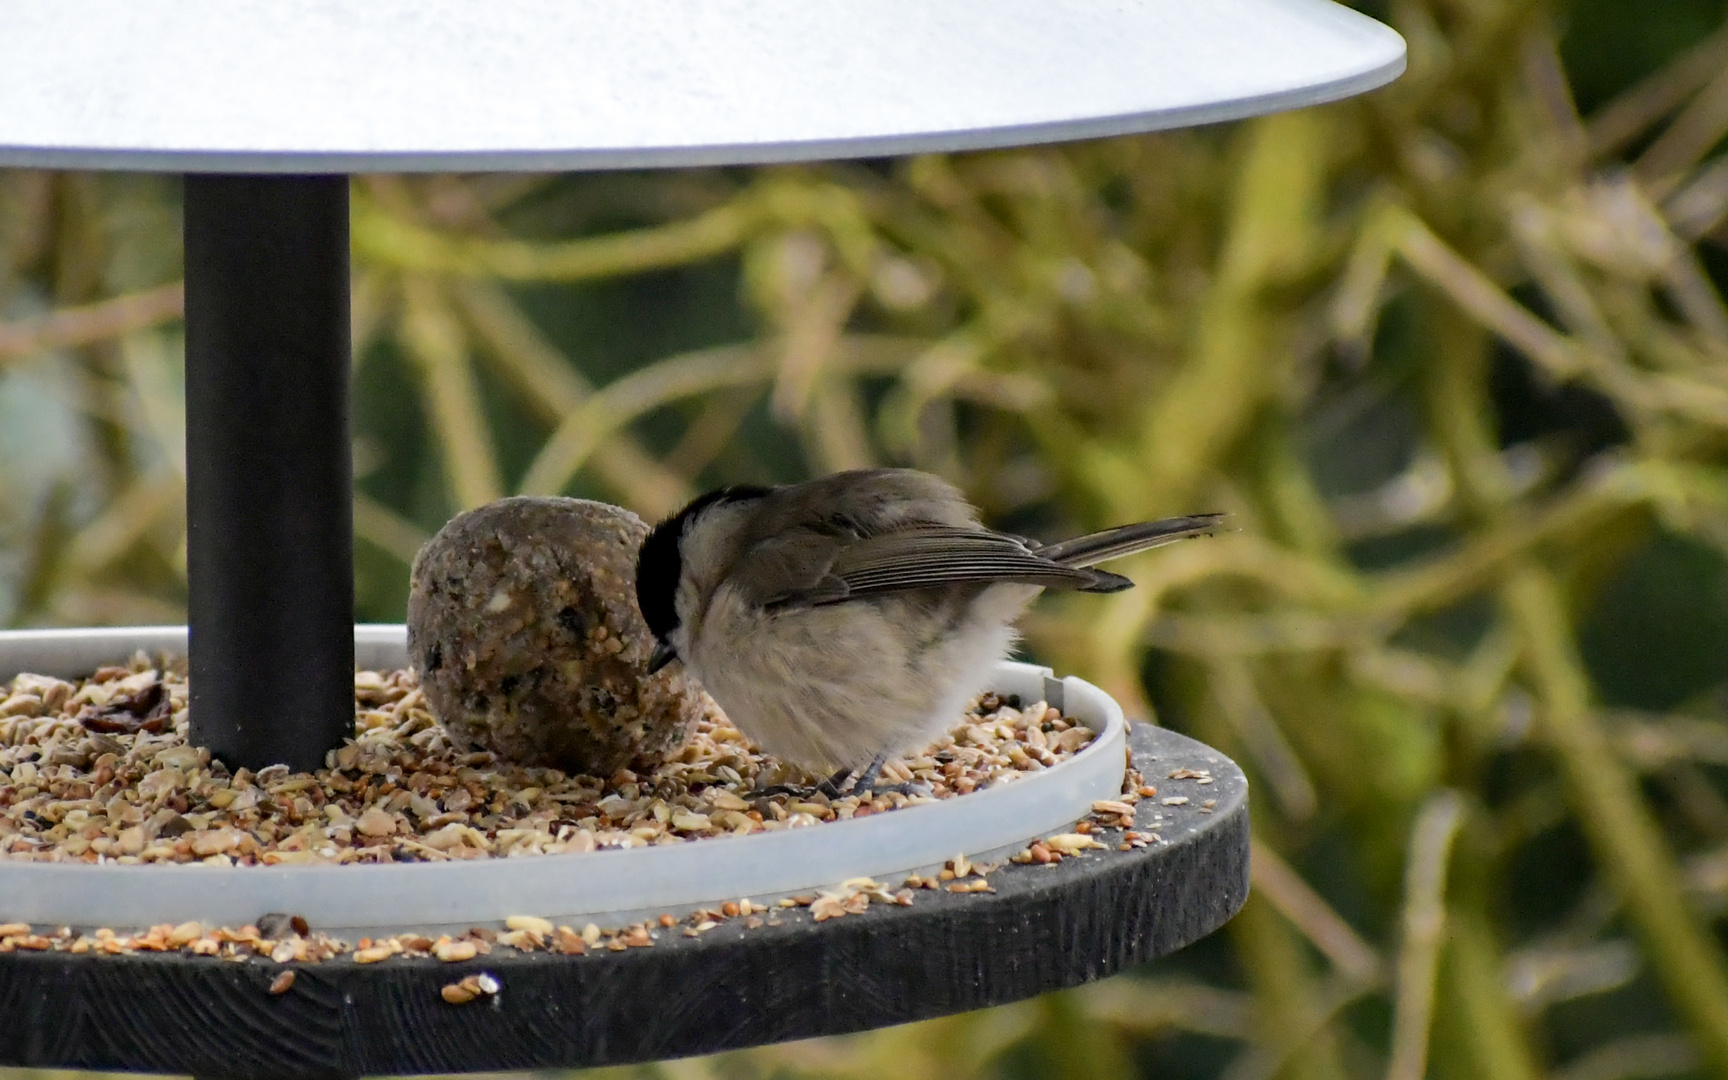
[756,759,932,801]
[757,766,853,800]
[850,780,933,799]
[841,754,932,800]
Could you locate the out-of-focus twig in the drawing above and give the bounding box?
[450,279,692,518]
[1389,208,1582,377]
[1442,907,1547,1080]
[353,493,432,567]
[1135,110,1323,517]
[1216,668,1320,822]
[354,197,755,282]
[0,282,183,363]
[1249,839,1383,985]
[1371,461,1651,619]
[1636,67,1728,189]
[517,335,917,497]
[1552,1033,1700,1080]
[1586,21,1728,160]
[1390,205,1728,430]
[1506,564,1728,1077]
[65,474,182,580]
[398,275,503,509]
[1386,790,1465,1080]
[1076,978,1257,1041]
[1220,964,1363,1080]
[1505,939,1642,1013]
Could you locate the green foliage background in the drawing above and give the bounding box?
[6,0,1728,1076]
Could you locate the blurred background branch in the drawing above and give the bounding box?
[6,0,1728,1075]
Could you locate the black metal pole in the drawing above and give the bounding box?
[184,175,353,773]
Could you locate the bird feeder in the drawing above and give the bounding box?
[0,1,1402,1073]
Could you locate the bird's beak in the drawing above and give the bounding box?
[647,641,678,674]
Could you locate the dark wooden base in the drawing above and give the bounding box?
[0,724,1247,1078]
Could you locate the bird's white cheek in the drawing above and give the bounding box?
[672,580,700,635]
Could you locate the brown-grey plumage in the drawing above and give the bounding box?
[634,468,1220,779]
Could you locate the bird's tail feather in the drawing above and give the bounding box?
[1037,514,1225,569]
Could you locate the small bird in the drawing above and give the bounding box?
[634,468,1220,795]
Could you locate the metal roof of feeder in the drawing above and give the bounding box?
[0,0,1405,172]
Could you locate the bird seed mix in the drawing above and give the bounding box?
[0,654,1206,970]
[0,652,1099,868]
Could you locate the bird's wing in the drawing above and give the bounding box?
[1032,514,1225,567]
[745,526,1126,609]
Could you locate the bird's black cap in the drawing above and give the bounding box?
[635,484,772,666]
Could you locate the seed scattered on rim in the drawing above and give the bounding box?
[441,980,478,1004]
[1043,832,1106,855]
[434,939,477,962]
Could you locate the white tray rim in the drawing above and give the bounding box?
[0,625,1124,934]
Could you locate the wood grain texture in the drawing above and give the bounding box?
[0,723,1247,1078]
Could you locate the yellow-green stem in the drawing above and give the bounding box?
[1504,564,1728,1078]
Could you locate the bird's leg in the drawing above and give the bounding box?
[849,752,890,795]
[757,758,929,800]
[817,766,854,799]
[757,765,853,799]
[845,752,930,798]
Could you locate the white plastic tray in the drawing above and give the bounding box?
[0,625,1124,934]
